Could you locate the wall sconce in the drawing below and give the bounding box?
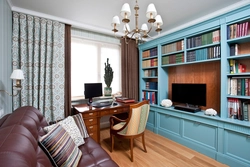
[0,69,24,96]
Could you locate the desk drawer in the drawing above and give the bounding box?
[84,118,97,126]
[99,110,110,116]
[86,125,97,133]
[82,111,97,118]
[110,108,128,114]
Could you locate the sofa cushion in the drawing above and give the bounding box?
[0,125,52,167]
[72,113,89,138]
[44,116,84,146]
[78,137,119,167]
[39,124,82,167]
[0,106,49,138]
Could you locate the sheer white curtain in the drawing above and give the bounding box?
[71,38,121,99]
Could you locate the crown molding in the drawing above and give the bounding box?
[151,0,250,39]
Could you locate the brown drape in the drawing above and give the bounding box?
[64,24,71,117]
[121,38,139,101]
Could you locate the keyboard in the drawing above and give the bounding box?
[91,100,113,108]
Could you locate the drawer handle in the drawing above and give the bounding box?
[195,122,201,125]
[89,113,93,115]
[89,126,93,129]
[89,133,94,136]
[89,119,93,122]
[113,110,117,113]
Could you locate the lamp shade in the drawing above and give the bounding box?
[154,15,163,26]
[146,3,157,19]
[121,3,131,18]
[10,69,24,80]
[111,16,120,27]
[141,23,149,31]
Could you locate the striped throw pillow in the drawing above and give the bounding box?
[39,124,82,167]
[44,116,85,146]
[72,113,89,138]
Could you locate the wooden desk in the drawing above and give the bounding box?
[72,102,134,144]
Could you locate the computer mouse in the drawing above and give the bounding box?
[113,102,118,106]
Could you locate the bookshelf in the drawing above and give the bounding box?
[141,47,158,104]
[139,4,250,167]
[226,19,250,121]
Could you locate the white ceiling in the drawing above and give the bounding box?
[8,0,250,39]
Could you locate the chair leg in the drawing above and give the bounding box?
[142,132,147,153]
[111,134,114,152]
[130,138,134,162]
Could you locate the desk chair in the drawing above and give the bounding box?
[109,100,150,162]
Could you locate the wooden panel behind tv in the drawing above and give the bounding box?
[168,61,221,113]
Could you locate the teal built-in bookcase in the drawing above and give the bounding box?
[139,4,250,167]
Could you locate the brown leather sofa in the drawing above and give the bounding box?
[0,106,118,167]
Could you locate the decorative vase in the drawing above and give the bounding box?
[104,87,112,96]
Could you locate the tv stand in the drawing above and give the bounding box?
[174,104,201,113]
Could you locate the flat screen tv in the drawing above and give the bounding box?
[84,83,103,104]
[172,83,206,112]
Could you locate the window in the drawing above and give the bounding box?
[71,37,121,99]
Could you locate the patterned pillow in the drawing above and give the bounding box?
[72,113,89,138]
[39,124,82,167]
[44,116,84,146]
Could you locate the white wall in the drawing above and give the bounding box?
[0,0,13,117]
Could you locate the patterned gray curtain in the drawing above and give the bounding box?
[12,12,65,122]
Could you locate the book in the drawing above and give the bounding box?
[116,97,135,103]
[242,101,248,121]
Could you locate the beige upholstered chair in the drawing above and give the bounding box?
[109,100,150,162]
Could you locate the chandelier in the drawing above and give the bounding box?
[111,0,163,44]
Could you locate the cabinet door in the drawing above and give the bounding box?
[224,130,250,163]
[183,119,217,150]
[159,113,181,136]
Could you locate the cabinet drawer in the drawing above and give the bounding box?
[84,118,97,126]
[86,125,97,133]
[81,111,97,118]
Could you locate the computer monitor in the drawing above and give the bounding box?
[84,83,103,104]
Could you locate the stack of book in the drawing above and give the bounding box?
[186,45,220,62]
[228,77,249,96]
[228,98,250,121]
[186,29,220,49]
[162,40,184,54]
[142,47,158,58]
[145,82,158,90]
[142,91,157,104]
[229,60,246,74]
[227,21,250,39]
[144,69,158,77]
[142,58,158,68]
[116,97,135,103]
[229,42,250,56]
[162,53,184,65]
